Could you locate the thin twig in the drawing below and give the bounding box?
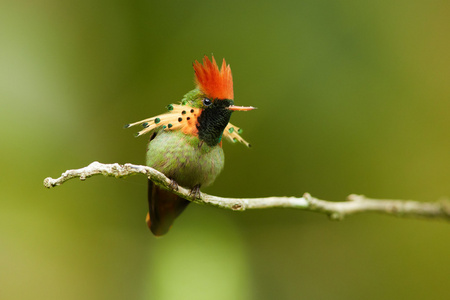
[43,162,450,221]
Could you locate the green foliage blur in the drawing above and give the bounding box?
[1,1,449,299]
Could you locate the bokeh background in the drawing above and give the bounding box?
[1,1,449,299]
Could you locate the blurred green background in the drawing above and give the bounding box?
[1,1,449,299]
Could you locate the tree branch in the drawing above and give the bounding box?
[43,161,450,221]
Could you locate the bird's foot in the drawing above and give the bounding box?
[168,179,179,191]
[189,184,201,199]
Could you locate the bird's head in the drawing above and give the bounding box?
[186,56,255,146]
[188,56,256,111]
[126,55,255,147]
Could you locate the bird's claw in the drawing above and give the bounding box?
[189,185,201,199]
[168,179,179,191]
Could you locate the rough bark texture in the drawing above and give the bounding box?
[44,161,450,221]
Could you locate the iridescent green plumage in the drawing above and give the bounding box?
[146,129,225,188]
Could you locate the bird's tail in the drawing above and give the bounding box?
[146,180,190,236]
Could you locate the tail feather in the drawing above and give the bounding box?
[147,180,190,236]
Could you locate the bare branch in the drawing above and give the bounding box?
[43,162,450,221]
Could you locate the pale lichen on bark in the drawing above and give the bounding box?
[43,162,450,221]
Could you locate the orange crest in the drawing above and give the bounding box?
[193,56,234,100]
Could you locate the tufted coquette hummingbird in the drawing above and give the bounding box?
[126,56,255,236]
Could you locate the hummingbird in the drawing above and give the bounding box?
[126,56,255,236]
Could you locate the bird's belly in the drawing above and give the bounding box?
[146,130,224,188]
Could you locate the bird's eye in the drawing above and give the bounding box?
[202,98,212,106]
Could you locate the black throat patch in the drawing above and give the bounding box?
[197,99,234,146]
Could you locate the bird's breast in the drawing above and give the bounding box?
[146,130,225,188]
